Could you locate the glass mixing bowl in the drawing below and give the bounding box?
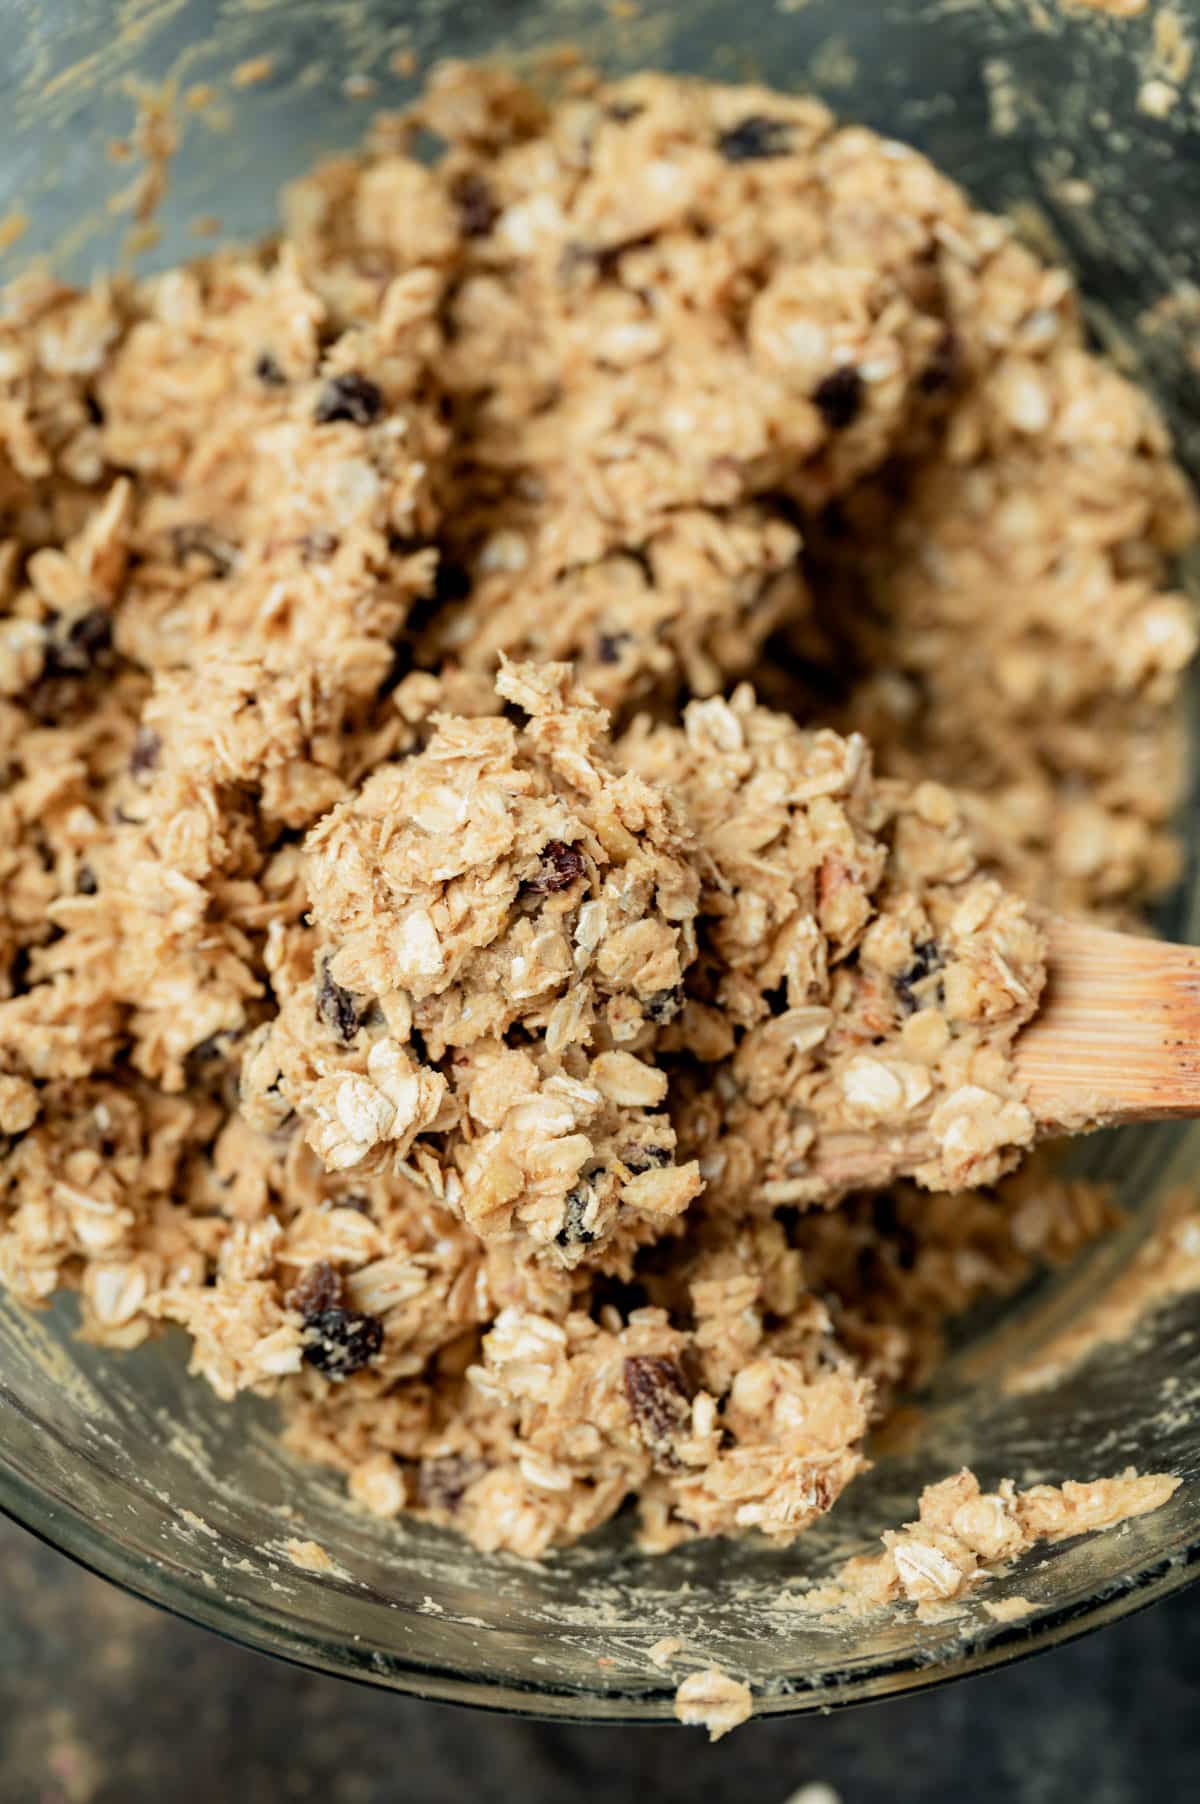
[2,0,1199,1723]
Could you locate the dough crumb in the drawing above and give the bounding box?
[672,1666,753,1740]
[983,1594,1033,1622]
[283,1537,335,1572]
[647,1635,683,1669]
[802,1467,1179,1615]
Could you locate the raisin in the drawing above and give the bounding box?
[643,986,683,1025]
[84,393,105,425]
[316,960,364,1043]
[43,608,113,679]
[314,371,384,426]
[77,864,98,895]
[169,524,236,576]
[450,170,499,238]
[8,945,31,997]
[623,1144,671,1174]
[624,1354,693,1466]
[289,1259,345,1315]
[919,327,960,395]
[254,349,287,387]
[433,557,471,604]
[716,115,793,163]
[812,366,864,430]
[301,1305,384,1379]
[607,100,644,123]
[556,1182,597,1247]
[417,1454,488,1513]
[130,726,162,778]
[893,940,944,1016]
[300,529,340,563]
[529,839,586,894]
[597,630,631,665]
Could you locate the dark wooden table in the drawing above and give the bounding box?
[0,1513,1195,1804]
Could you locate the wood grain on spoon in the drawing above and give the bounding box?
[810,916,1200,1195]
[1012,915,1200,1131]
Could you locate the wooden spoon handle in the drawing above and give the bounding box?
[1014,916,1200,1132]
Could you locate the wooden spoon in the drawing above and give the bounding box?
[810,915,1200,1194]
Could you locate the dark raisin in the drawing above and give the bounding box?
[643,986,683,1025]
[316,960,363,1043]
[596,630,630,665]
[623,1354,693,1466]
[8,945,32,997]
[607,100,644,123]
[812,366,864,430]
[716,115,793,163]
[44,608,113,679]
[169,524,236,576]
[623,1144,672,1174]
[314,372,384,426]
[919,327,960,395]
[77,864,98,895]
[254,350,287,387]
[450,170,499,238]
[289,1259,345,1315]
[84,393,105,425]
[556,1182,597,1247]
[417,1454,488,1513]
[433,557,471,605]
[130,726,162,778]
[893,940,945,1017]
[300,528,340,563]
[301,1305,384,1378]
[529,839,586,895]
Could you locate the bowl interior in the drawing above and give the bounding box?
[2,0,1199,1720]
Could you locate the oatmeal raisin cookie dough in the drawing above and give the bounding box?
[0,61,1192,1573]
[773,237,1198,917]
[621,688,1047,1205]
[405,66,963,710]
[282,1206,872,1558]
[241,659,704,1271]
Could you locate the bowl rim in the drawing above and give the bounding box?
[1,1447,1197,1722]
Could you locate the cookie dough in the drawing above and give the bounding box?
[0,64,1191,1572]
[241,657,704,1271]
[621,688,1046,1203]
